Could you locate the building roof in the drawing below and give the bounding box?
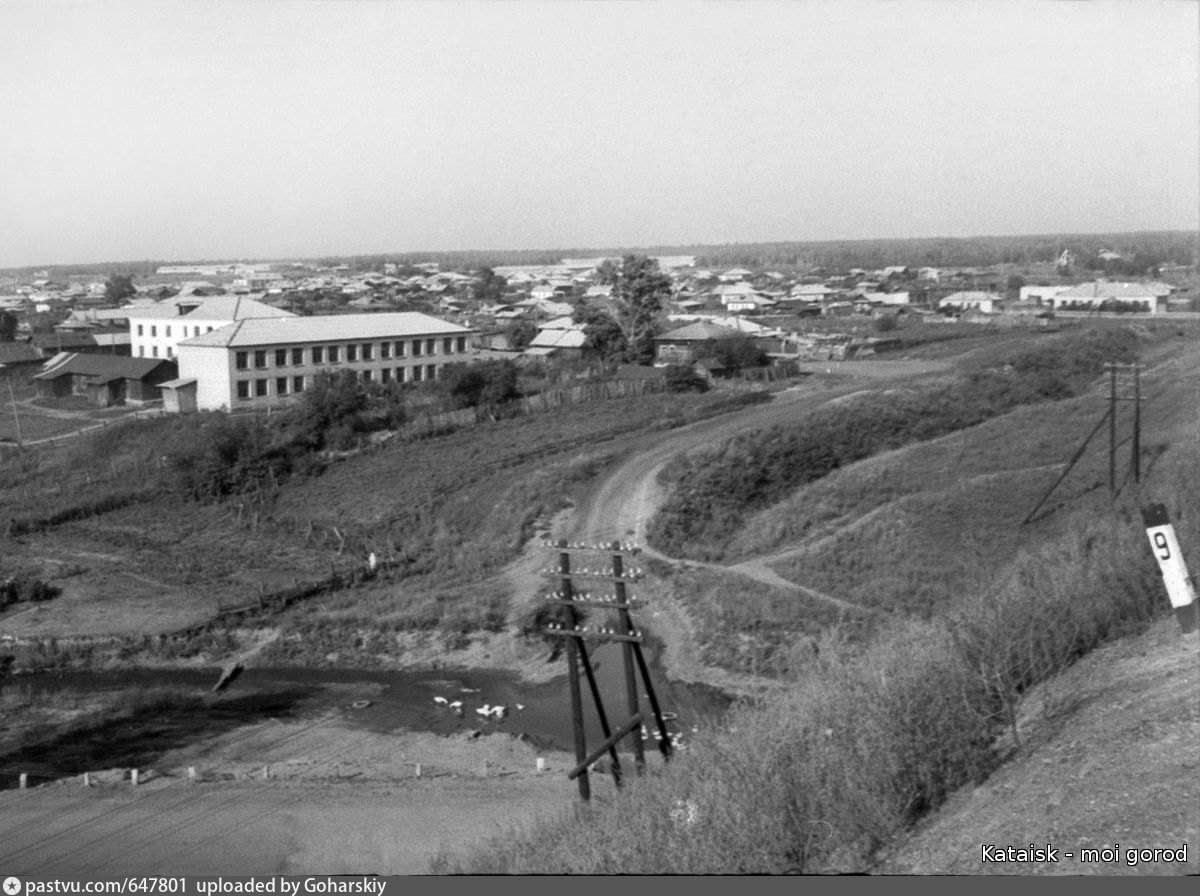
[714,282,760,297]
[34,352,173,381]
[1055,282,1160,300]
[123,295,292,321]
[657,322,741,342]
[529,328,587,350]
[790,283,837,296]
[179,312,472,349]
[0,343,44,365]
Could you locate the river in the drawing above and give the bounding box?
[0,644,735,788]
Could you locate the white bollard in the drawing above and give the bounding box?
[131,768,139,787]
[83,772,90,788]
[414,763,422,778]
[536,757,546,773]
[263,764,270,780]
[188,767,197,783]
[19,773,27,789]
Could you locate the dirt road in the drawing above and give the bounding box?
[570,363,949,549]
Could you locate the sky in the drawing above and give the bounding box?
[2,0,1198,268]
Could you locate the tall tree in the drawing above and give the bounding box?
[0,311,18,342]
[572,302,627,363]
[596,254,672,365]
[473,267,507,303]
[105,274,137,303]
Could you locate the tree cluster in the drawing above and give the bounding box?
[105,274,137,303]
[441,359,521,410]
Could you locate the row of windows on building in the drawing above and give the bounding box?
[135,323,218,360]
[234,364,441,400]
[233,336,468,372]
[135,323,215,339]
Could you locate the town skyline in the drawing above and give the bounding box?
[3,0,1198,270]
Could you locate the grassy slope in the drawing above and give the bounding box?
[734,330,1198,617]
[0,389,763,659]
[434,326,1200,873]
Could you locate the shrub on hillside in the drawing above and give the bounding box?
[166,413,291,502]
[664,364,709,393]
[0,575,61,610]
[441,359,521,410]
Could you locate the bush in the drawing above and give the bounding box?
[441,360,521,409]
[664,365,709,393]
[0,575,62,610]
[166,413,291,502]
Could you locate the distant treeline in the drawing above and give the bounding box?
[687,231,1199,272]
[7,231,1196,279]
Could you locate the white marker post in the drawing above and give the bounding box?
[1142,503,1198,635]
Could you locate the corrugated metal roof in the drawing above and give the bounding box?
[33,352,173,381]
[530,329,587,349]
[179,312,472,349]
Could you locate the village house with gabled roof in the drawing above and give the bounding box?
[33,352,177,407]
[525,322,588,361]
[654,320,746,365]
[166,311,474,412]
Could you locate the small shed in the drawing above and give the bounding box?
[158,377,199,413]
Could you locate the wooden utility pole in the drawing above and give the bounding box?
[1109,364,1118,493]
[545,539,673,802]
[7,378,22,448]
[1024,360,1143,524]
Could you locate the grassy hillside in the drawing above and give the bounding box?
[433,354,1200,873]
[647,327,1143,562]
[0,387,767,667]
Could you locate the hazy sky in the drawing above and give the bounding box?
[2,0,1197,268]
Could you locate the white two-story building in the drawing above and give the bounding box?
[126,295,293,361]
[163,312,475,412]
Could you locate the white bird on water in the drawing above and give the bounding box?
[490,705,508,719]
[476,704,492,717]
[433,696,448,706]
